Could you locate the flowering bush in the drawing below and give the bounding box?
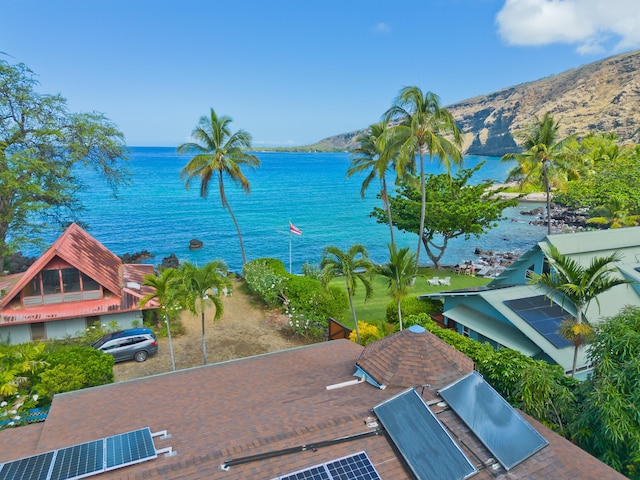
[349,321,382,346]
[242,259,287,308]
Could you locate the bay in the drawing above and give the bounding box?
[36,147,547,273]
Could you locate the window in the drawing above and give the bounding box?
[41,270,61,294]
[81,273,100,291]
[30,322,46,341]
[462,326,470,338]
[61,268,81,293]
[542,258,551,275]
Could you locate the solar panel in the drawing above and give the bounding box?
[105,428,157,470]
[0,428,158,480]
[275,452,381,480]
[439,371,548,470]
[505,295,572,348]
[50,440,103,480]
[0,451,55,480]
[373,389,476,480]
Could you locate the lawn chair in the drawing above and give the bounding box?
[438,277,451,286]
[427,277,440,286]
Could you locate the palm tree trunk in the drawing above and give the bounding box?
[382,178,395,246]
[417,150,426,268]
[397,298,403,331]
[544,161,552,235]
[570,306,583,377]
[219,172,247,265]
[201,302,207,365]
[347,286,361,344]
[164,310,176,371]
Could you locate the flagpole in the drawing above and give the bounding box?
[289,229,292,274]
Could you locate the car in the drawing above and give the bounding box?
[91,328,158,363]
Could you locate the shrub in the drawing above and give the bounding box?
[386,296,442,324]
[242,258,287,307]
[348,321,381,346]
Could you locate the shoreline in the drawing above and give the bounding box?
[490,183,548,203]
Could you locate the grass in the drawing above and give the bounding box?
[330,267,491,327]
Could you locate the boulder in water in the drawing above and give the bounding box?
[189,239,204,250]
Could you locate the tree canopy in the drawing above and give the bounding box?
[0,60,130,268]
[373,162,518,268]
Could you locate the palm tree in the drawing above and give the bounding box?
[346,122,400,245]
[529,245,631,376]
[179,260,230,365]
[376,244,418,331]
[320,244,373,345]
[384,86,463,268]
[178,108,260,265]
[139,267,180,371]
[502,113,577,235]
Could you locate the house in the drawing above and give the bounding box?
[0,327,624,479]
[0,223,156,344]
[423,227,640,375]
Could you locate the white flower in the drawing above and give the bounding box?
[0,401,7,407]
[32,394,38,401]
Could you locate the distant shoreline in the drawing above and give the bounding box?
[490,183,548,203]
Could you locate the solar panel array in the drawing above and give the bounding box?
[373,389,476,480]
[0,428,157,480]
[439,371,549,470]
[504,295,573,348]
[275,452,381,480]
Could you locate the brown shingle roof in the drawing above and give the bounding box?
[356,325,475,392]
[0,336,625,479]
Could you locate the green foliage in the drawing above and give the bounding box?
[373,162,518,268]
[35,346,114,403]
[570,306,640,478]
[243,258,287,308]
[78,320,120,345]
[283,275,347,321]
[0,60,129,264]
[385,296,441,324]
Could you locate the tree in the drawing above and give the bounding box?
[346,122,400,245]
[179,261,230,365]
[376,244,417,331]
[139,268,180,371]
[320,244,373,345]
[372,163,518,269]
[502,112,577,235]
[178,108,260,266]
[384,86,463,267]
[571,306,640,477]
[0,60,130,269]
[529,245,630,376]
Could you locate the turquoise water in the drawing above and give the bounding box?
[41,147,547,273]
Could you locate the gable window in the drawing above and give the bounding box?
[542,258,551,275]
[22,268,103,306]
[525,264,535,280]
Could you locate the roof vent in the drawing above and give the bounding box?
[126,281,141,290]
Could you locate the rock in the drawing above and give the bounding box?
[189,239,204,250]
[120,250,154,264]
[161,254,180,269]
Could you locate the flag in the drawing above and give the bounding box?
[289,222,302,236]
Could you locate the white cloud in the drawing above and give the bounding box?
[496,0,640,54]
[373,22,391,34]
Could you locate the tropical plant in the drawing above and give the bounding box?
[502,112,578,235]
[571,306,640,477]
[179,260,230,365]
[178,108,260,265]
[139,268,181,371]
[384,86,463,267]
[320,244,373,344]
[528,245,630,376]
[346,122,400,245]
[376,244,417,331]
[372,163,518,268]
[0,60,130,269]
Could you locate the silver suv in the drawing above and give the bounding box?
[91,328,158,362]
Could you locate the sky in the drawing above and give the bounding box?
[2,0,640,147]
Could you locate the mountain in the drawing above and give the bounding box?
[307,49,640,157]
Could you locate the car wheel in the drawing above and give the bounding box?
[134,350,148,362]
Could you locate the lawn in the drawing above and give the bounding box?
[330,267,491,326]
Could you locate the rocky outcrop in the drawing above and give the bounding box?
[161,253,180,269]
[189,239,203,250]
[311,49,640,157]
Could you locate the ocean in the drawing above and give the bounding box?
[39,147,547,273]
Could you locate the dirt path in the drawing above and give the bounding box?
[113,280,309,382]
